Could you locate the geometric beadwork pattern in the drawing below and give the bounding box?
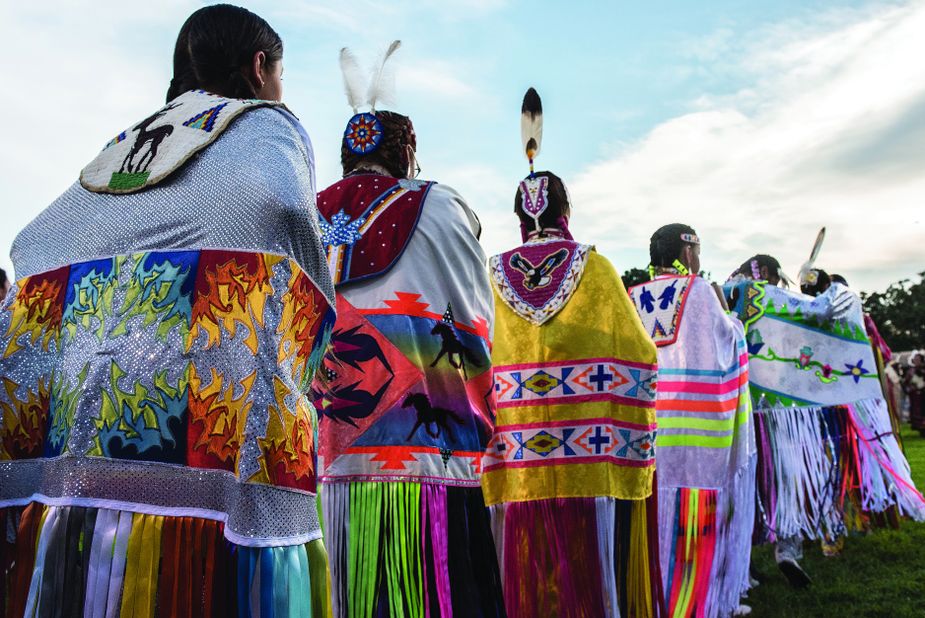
[483,417,656,472]
[628,275,695,348]
[493,357,657,409]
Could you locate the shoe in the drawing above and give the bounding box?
[748,575,759,588]
[733,605,752,616]
[777,557,812,588]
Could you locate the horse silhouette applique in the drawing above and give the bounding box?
[430,322,482,378]
[403,393,464,440]
[509,248,570,290]
[120,102,180,174]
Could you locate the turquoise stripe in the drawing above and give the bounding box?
[659,368,725,377]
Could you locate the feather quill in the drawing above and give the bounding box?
[339,47,366,113]
[367,40,402,111]
[521,88,543,173]
[798,227,826,284]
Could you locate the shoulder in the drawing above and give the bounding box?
[420,182,481,238]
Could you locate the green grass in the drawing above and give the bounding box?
[747,428,925,617]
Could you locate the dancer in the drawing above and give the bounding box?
[726,244,925,588]
[313,43,503,617]
[0,5,335,615]
[481,88,664,618]
[629,224,756,617]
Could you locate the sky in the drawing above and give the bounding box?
[1,0,922,292]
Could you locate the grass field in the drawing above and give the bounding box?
[746,428,925,617]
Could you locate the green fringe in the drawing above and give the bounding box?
[348,482,424,617]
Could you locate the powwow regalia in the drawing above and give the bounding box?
[313,43,504,616]
[0,89,336,615]
[725,254,925,546]
[629,227,755,618]
[481,88,664,618]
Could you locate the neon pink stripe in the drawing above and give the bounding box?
[497,392,656,409]
[483,454,654,472]
[494,417,657,432]
[657,377,741,395]
[496,357,657,372]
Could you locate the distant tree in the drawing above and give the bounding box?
[622,268,649,289]
[861,271,925,352]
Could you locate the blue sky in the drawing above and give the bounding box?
[1,0,921,291]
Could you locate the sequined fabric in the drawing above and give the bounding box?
[1,106,335,545]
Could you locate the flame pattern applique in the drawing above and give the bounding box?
[61,258,118,342]
[3,266,69,357]
[0,376,51,460]
[44,364,89,457]
[187,364,255,473]
[93,361,188,463]
[255,375,316,491]
[277,266,334,388]
[112,251,198,341]
[189,251,275,354]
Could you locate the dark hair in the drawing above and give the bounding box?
[166,5,283,102]
[830,273,848,286]
[513,171,570,230]
[0,268,7,289]
[734,254,782,279]
[649,223,697,268]
[801,269,831,296]
[341,111,416,178]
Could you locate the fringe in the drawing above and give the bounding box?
[754,398,925,545]
[321,481,503,618]
[1,502,331,618]
[658,457,756,618]
[493,495,664,618]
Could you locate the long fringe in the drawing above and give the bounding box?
[2,503,331,618]
[659,456,757,618]
[321,482,503,618]
[754,398,925,545]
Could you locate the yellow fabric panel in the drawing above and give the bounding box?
[484,251,658,505]
[482,461,654,504]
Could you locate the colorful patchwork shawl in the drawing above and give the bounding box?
[317,175,433,285]
[0,249,335,545]
[725,281,925,539]
[489,237,592,325]
[80,90,283,194]
[631,275,755,618]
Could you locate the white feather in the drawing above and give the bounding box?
[798,227,826,283]
[520,88,543,161]
[339,47,365,113]
[366,40,402,111]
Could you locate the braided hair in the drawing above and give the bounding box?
[341,111,416,179]
[166,5,283,102]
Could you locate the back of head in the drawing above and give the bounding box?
[732,254,783,284]
[801,269,831,296]
[513,170,570,232]
[340,110,416,178]
[649,223,697,268]
[166,4,283,102]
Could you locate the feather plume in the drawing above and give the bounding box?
[798,227,826,284]
[339,47,365,113]
[520,88,543,172]
[366,40,402,111]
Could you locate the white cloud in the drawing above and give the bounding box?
[569,1,925,291]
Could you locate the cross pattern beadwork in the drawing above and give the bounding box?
[484,419,656,472]
[493,358,656,408]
